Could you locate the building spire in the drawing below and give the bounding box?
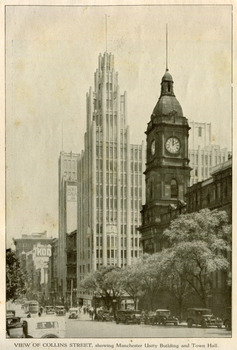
[166,23,168,71]
[62,119,64,151]
[105,14,108,53]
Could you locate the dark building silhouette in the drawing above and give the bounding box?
[139,67,191,253]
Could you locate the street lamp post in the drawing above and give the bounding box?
[70,279,73,308]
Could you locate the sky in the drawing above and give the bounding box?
[5,4,232,247]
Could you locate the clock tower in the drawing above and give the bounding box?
[139,68,191,253]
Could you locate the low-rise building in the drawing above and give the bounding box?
[186,157,232,314]
[186,157,232,219]
[14,231,53,305]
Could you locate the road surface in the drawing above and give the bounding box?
[65,313,231,338]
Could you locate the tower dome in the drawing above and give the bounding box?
[162,70,173,82]
[152,69,183,117]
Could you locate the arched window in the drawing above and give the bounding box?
[150,180,153,200]
[171,179,178,198]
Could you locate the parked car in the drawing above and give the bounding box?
[146,309,178,326]
[144,311,156,325]
[94,310,113,322]
[186,308,223,328]
[22,316,66,338]
[116,310,142,324]
[45,306,55,315]
[6,310,16,318]
[55,306,66,316]
[6,316,25,338]
[222,307,231,331]
[68,308,79,319]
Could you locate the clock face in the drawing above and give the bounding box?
[166,137,180,154]
[151,140,156,155]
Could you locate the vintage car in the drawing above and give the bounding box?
[145,309,178,326]
[94,310,113,322]
[6,310,16,319]
[144,311,156,325]
[116,310,142,325]
[222,307,231,331]
[186,308,223,328]
[45,306,55,315]
[55,306,66,316]
[22,316,66,338]
[68,308,79,319]
[6,316,25,338]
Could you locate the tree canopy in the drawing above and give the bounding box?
[162,209,231,307]
[6,249,27,302]
[79,266,122,313]
[79,209,231,315]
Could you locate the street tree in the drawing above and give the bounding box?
[136,253,164,310]
[79,266,122,315]
[154,248,191,319]
[119,263,145,310]
[163,209,231,307]
[6,249,27,302]
[164,208,231,248]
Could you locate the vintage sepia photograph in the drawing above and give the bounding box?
[3,1,234,346]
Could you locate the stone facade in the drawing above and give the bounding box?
[186,158,232,219]
[186,158,232,314]
[139,68,190,252]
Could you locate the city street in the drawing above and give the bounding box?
[9,304,231,339]
[65,315,231,338]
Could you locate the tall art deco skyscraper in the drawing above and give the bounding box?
[77,53,145,297]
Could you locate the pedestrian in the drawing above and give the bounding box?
[92,308,95,321]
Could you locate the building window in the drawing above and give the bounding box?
[171,179,178,198]
[207,192,210,204]
[223,180,228,198]
[198,127,202,137]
